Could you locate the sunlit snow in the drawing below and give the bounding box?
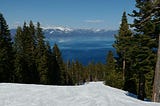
[0,82,159,106]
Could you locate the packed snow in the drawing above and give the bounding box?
[0,82,159,106]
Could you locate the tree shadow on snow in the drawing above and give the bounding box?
[126,92,151,102]
[126,92,138,99]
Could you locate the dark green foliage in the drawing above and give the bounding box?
[113,9,156,100]
[94,62,106,81]
[68,60,83,85]
[14,22,39,83]
[13,22,80,86]
[0,13,14,82]
[129,0,160,101]
[46,41,55,85]
[113,11,136,93]
[14,27,25,82]
[0,13,133,93]
[113,11,133,82]
[75,60,85,84]
[113,12,132,58]
[124,78,137,94]
[64,61,74,85]
[35,22,49,84]
[0,13,126,87]
[105,51,123,89]
[106,51,115,70]
[132,34,155,99]
[52,44,65,85]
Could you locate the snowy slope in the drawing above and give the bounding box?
[0,82,159,106]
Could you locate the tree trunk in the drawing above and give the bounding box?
[123,59,126,81]
[152,34,160,102]
[138,73,145,100]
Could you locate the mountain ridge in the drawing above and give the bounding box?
[10,27,117,38]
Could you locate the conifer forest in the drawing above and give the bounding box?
[0,0,160,102]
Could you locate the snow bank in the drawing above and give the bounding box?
[0,82,159,106]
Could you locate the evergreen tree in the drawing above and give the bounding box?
[75,60,84,84]
[64,60,74,85]
[131,34,154,100]
[52,44,64,85]
[70,61,78,84]
[14,22,39,83]
[129,0,159,100]
[29,21,37,46]
[106,51,115,70]
[46,41,55,85]
[0,13,14,82]
[105,51,123,89]
[22,22,33,83]
[14,27,25,82]
[94,62,105,81]
[27,21,39,83]
[35,22,48,84]
[87,61,95,82]
[113,11,132,81]
[105,51,115,86]
[113,11,135,93]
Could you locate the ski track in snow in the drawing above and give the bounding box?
[0,82,159,106]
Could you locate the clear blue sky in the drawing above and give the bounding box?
[0,0,136,30]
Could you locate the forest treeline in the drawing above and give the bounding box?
[0,15,113,85]
[0,0,160,102]
[0,14,108,83]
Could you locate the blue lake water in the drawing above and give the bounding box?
[49,38,115,65]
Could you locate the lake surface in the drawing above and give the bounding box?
[49,37,115,65]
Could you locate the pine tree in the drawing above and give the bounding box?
[0,13,14,82]
[35,22,48,84]
[87,61,95,82]
[64,60,74,85]
[52,44,65,85]
[95,62,105,81]
[75,60,84,84]
[131,34,154,100]
[14,27,25,82]
[14,22,39,83]
[22,22,34,83]
[105,51,115,86]
[131,0,160,101]
[105,51,123,89]
[113,11,135,93]
[106,51,115,70]
[69,61,77,84]
[113,11,133,81]
[46,41,55,85]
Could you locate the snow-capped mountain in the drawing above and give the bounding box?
[10,26,117,39]
[42,26,73,33]
[42,27,117,39]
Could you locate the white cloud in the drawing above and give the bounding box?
[84,20,104,24]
